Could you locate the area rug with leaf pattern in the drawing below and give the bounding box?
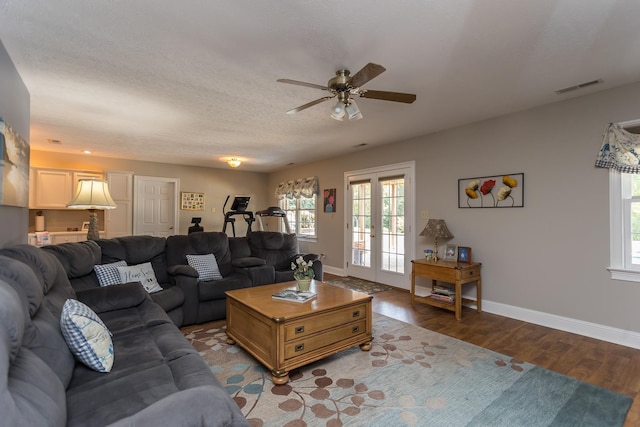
[182,314,632,427]
[323,276,393,294]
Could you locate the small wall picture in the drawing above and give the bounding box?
[324,188,336,212]
[181,192,205,210]
[82,221,90,231]
[457,246,472,263]
[443,244,457,261]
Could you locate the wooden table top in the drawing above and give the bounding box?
[225,280,372,321]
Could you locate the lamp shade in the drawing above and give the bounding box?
[67,179,117,210]
[419,219,453,240]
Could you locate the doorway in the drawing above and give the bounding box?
[344,162,415,289]
[133,176,179,236]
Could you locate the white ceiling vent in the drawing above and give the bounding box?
[555,79,603,95]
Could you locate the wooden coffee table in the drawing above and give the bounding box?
[225,281,373,384]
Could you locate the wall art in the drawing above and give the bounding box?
[0,117,30,208]
[323,188,336,212]
[458,173,524,208]
[180,191,205,210]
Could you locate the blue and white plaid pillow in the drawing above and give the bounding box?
[60,299,114,373]
[186,253,223,281]
[94,260,127,287]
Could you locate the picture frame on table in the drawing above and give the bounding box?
[82,221,90,231]
[457,246,472,263]
[443,244,457,261]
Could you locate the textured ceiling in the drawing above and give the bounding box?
[1,1,640,172]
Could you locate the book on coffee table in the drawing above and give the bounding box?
[272,289,317,303]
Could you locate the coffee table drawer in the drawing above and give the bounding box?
[284,303,367,340]
[284,319,367,359]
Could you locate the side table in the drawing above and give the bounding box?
[411,259,482,320]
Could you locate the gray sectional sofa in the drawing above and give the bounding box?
[0,244,248,426]
[0,231,321,426]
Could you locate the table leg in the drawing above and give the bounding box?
[360,341,372,351]
[411,270,415,307]
[477,277,482,313]
[272,370,290,385]
[455,281,462,320]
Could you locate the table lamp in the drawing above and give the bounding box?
[67,179,117,240]
[419,219,454,262]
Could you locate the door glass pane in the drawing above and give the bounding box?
[380,178,404,273]
[351,181,371,267]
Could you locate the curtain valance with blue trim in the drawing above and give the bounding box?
[275,177,318,200]
[595,123,640,173]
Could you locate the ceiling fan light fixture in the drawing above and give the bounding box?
[227,158,242,168]
[330,100,346,121]
[346,100,362,121]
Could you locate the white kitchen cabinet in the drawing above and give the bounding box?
[30,168,103,209]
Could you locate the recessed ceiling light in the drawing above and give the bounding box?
[47,138,62,144]
[83,150,92,154]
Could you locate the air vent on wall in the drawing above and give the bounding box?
[47,138,62,144]
[555,79,603,95]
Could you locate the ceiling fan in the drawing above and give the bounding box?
[277,62,416,121]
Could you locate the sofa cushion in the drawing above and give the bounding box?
[248,231,299,270]
[97,236,170,285]
[186,253,223,281]
[42,240,102,280]
[60,299,114,372]
[166,232,233,277]
[0,249,76,388]
[117,263,164,293]
[94,260,127,287]
[0,280,67,427]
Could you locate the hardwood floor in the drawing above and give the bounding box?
[330,276,640,426]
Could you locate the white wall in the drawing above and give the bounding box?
[269,81,640,339]
[0,40,29,247]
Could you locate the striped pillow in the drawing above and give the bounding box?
[60,299,114,373]
[186,253,223,281]
[94,260,127,287]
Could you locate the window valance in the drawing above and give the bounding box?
[275,177,318,200]
[595,123,640,173]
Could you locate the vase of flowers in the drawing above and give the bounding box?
[291,256,315,291]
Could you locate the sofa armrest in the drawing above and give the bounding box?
[236,264,275,287]
[232,256,267,268]
[172,273,199,325]
[107,386,249,427]
[75,282,148,314]
[167,264,199,278]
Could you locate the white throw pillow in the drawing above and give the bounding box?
[60,299,114,373]
[94,260,127,287]
[116,262,163,293]
[186,253,223,281]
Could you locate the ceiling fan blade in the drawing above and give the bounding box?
[348,63,386,88]
[286,96,335,114]
[361,90,416,104]
[277,79,329,91]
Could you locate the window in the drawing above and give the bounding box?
[279,194,316,238]
[607,122,640,282]
[275,177,318,238]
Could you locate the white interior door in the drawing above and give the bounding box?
[133,176,179,237]
[345,162,414,289]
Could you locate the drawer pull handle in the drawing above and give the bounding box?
[352,326,360,333]
[295,344,304,352]
[295,326,305,334]
[352,311,360,318]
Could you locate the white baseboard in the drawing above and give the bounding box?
[483,300,640,350]
[322,265,346,277]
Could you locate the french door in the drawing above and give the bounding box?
[345,162,414,289]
